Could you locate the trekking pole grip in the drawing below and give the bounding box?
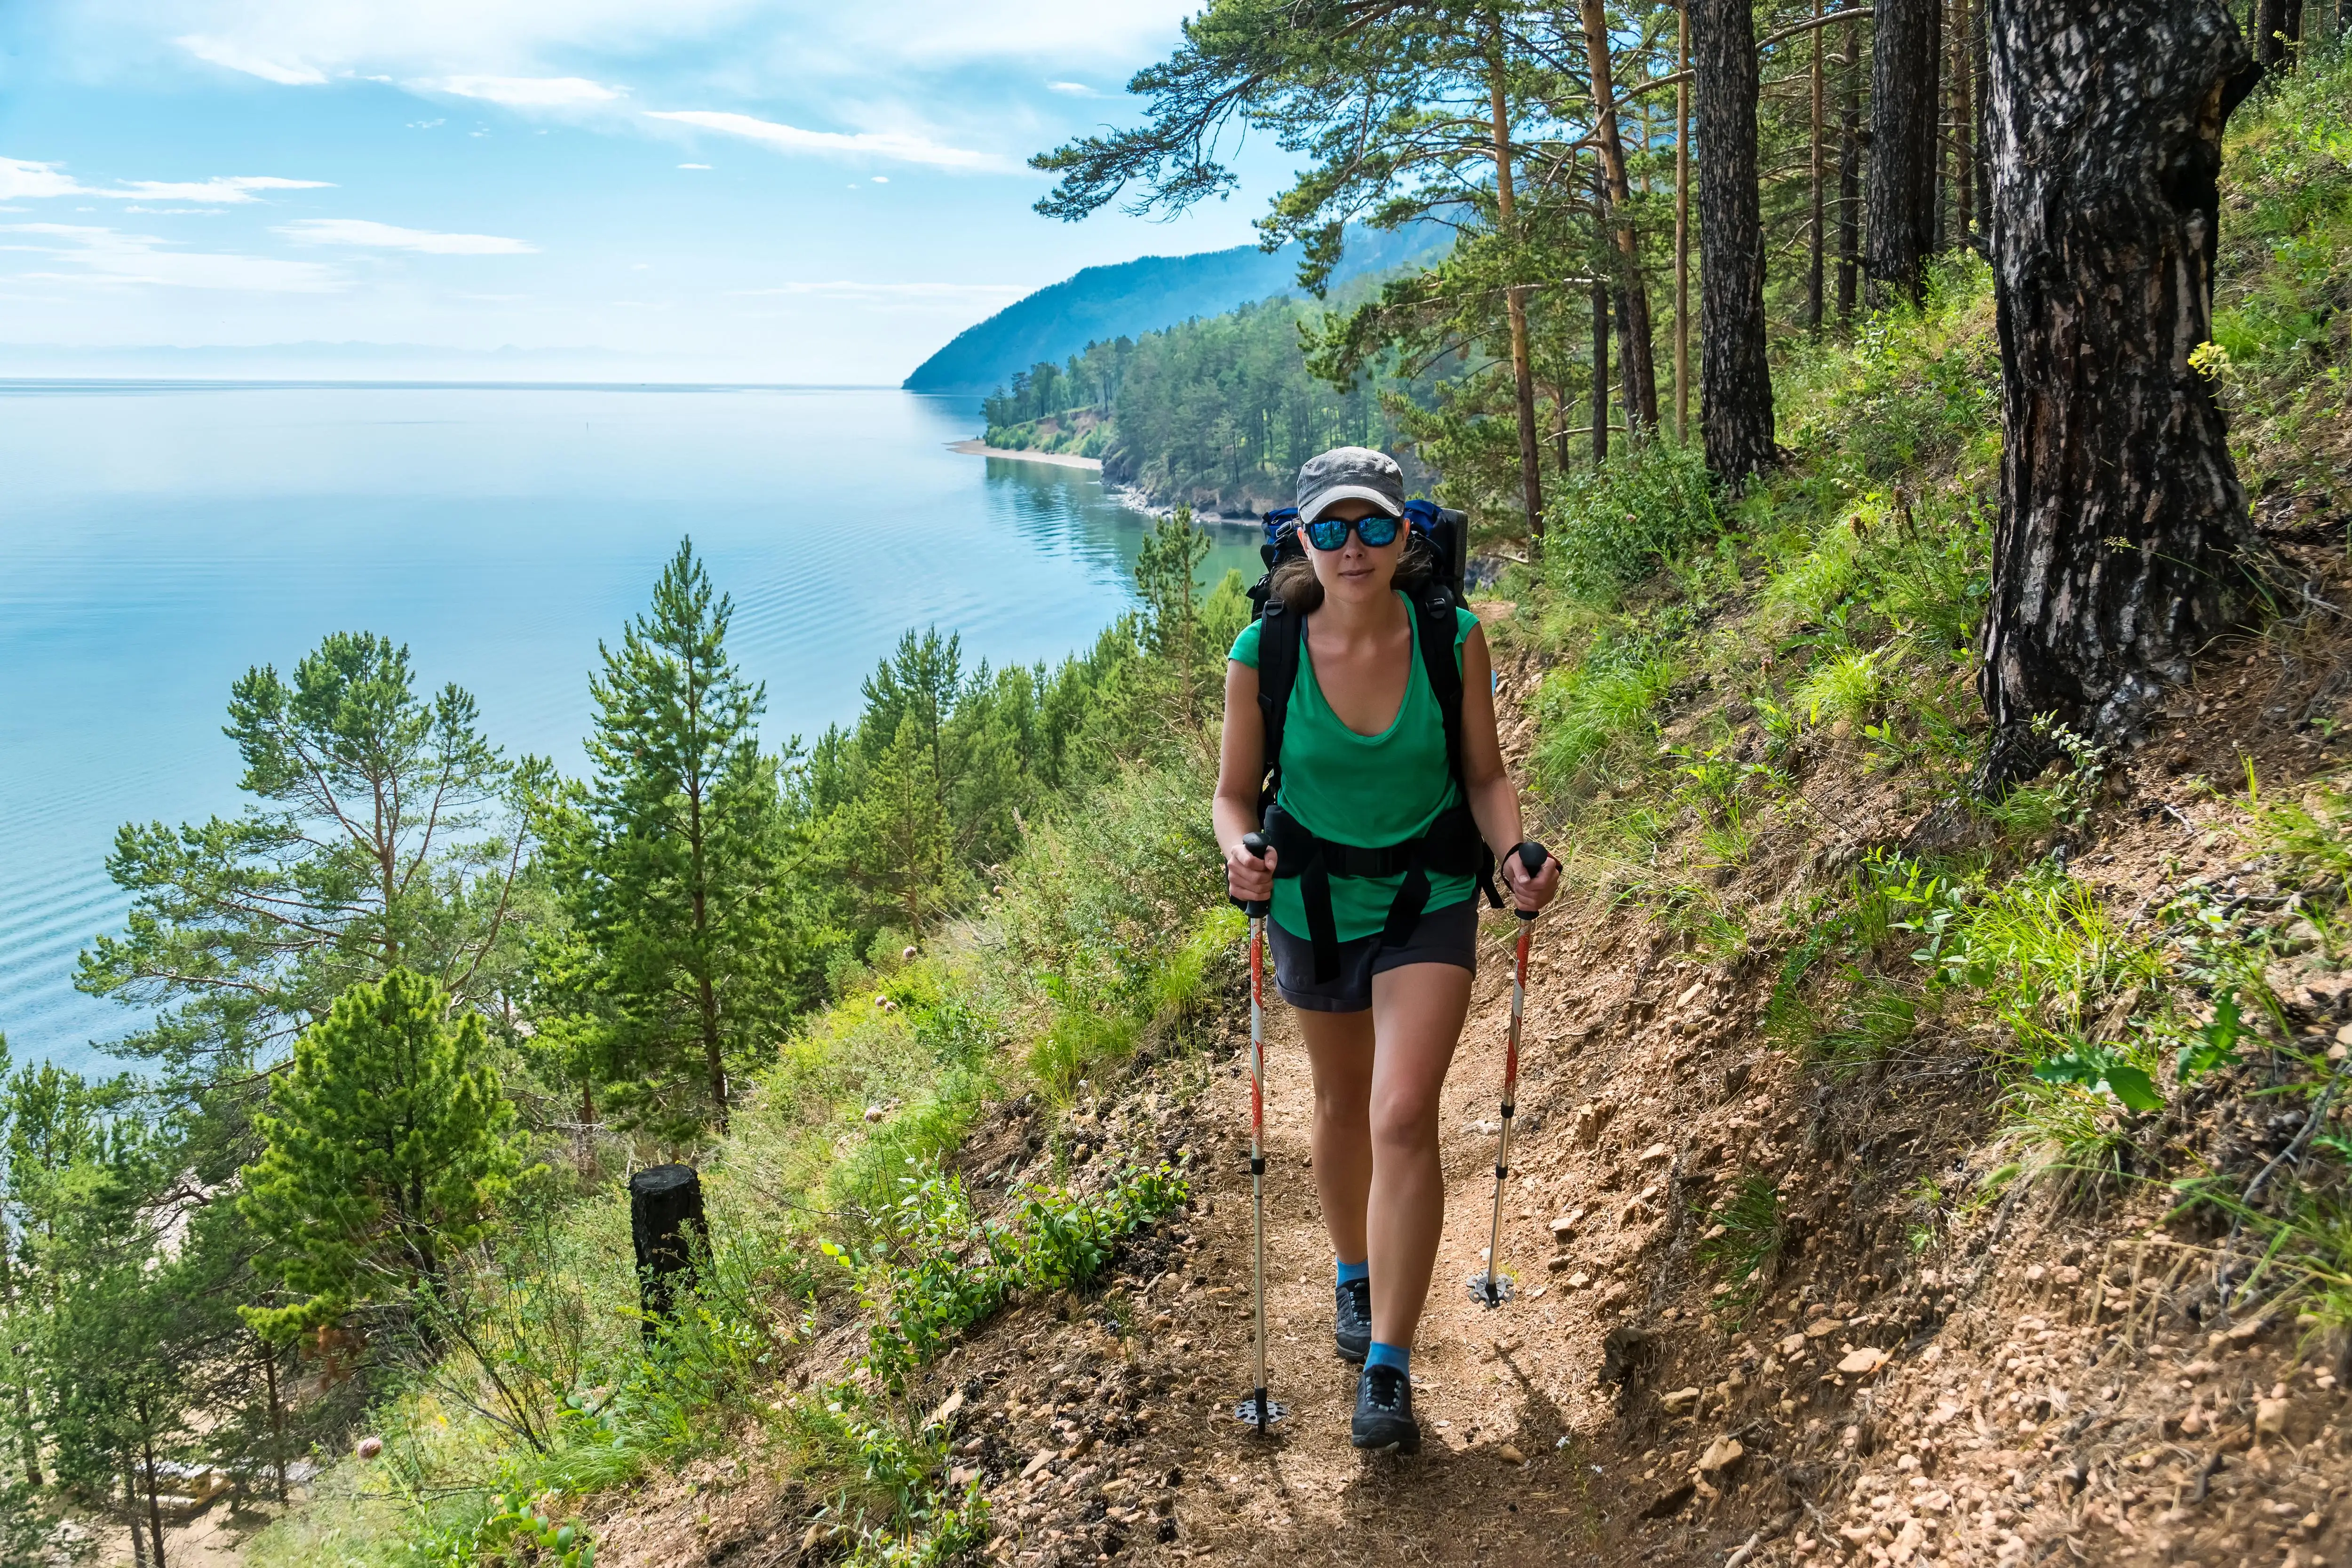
[1240,832,1271,919]
[1512,840,1549,922]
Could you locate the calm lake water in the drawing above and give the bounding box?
[0,382,1260,1077]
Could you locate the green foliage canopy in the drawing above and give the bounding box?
[239,967,524,1338]
[77,631,535,1094]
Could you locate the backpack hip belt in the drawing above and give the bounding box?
[1263,800,1498,983]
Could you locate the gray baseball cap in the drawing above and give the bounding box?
[1296,445,1406,524]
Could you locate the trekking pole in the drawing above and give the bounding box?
[1470,841,1551,1309]
[1230,831,1285,1433]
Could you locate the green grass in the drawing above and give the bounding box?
[1693,1175,1783,1326]
[2211,40,2352,489]
[1530,637,1677,795]
[1773,255,2002,485]
[1793,645,1894,729]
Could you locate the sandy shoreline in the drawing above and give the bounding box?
[946,438,1103,471]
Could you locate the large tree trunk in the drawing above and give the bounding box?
[1691,0,1780,484]
[1579,0,1662,436]
[1675,5,1693,440]
[1867,0,1942,304]
[1487,28,1547,552]
[1809,0,1828,333]
[1950,0,1975,244]
[1593,162,1612,467]
[1976,0,2266,788]
[1838,14,1862,321]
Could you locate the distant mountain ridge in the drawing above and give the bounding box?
[901,224,1449,397]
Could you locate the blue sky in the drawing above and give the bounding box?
[0,1,1288,381]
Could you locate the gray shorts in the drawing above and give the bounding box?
[1267,897,1480,1014]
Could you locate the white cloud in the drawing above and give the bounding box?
[432,74,623,106]
[643,111,1017,173]
[2,223,343,292]
[175,33,326,85]
[0,159,93,200]
[118,175,332,203]
[1046,80,1101,96]
[869,175,888,183]
[274,218,537,254]
[677,162,711,169]
[1,159,331,205]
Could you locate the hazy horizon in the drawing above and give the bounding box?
[0,1,1300,383]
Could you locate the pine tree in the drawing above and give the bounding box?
[556,539,786,1139]
[1031,0,1563,543]
[823,714,960,938]
[5,1058,229,1568]
[78,631,532,1095]
[1133,507,1217,735]
[238,967,523,1337]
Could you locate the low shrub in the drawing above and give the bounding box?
[1540,444,1720,605]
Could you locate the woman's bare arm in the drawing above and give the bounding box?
[1215,658,1276,902]
[1458,624,1560,911]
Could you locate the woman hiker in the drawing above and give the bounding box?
[1214,445,1561,1453]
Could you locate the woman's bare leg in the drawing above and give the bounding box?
[1295,1007,1376,1266]
[1364,961,1474,1348]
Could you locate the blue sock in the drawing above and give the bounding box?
[1365,1341,1410,1375]
[1336,1257,1369,1285]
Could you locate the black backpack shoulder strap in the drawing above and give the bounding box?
[1414,588,1465,788]
[1254,595,1303,811]
[1414,588,1503,908]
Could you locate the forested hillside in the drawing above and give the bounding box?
[5,4,2349,1568]
[902,223,1447,397]
[979,291,1444,516]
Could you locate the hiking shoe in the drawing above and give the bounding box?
[1351,1363,1420,1453]
[1334,1276,1372,1362]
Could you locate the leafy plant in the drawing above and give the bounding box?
[2031,1047,2161,1114]
[2178,992,2248,1084]
[476,1492,596,1567]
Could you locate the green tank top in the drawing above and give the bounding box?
[1229,595,1481,943]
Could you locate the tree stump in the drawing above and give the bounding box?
[629,1164,707,1337]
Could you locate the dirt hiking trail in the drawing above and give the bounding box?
[594,562,2352,1568]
